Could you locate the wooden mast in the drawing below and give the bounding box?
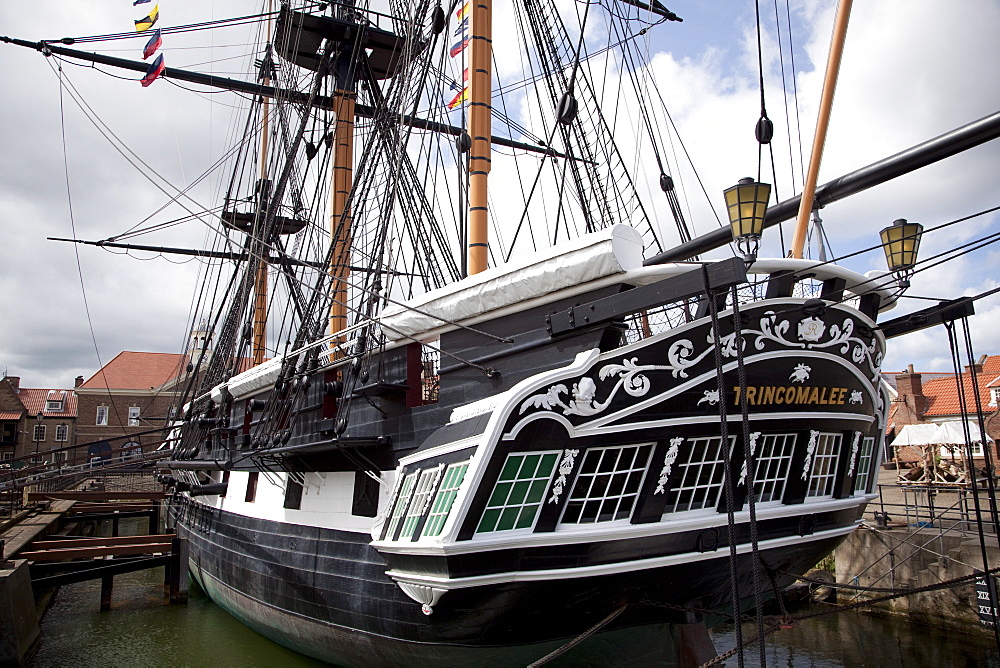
[328,89,355,340]
[790,0,852,259]
[252,3,273,366]
[467,0,492,275]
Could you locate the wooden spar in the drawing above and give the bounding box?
[790,0,853,259]
[467,0,492,275]
[329,89,356,339]
[252,3,273,367]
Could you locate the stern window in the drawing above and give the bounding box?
[477,452,558,533]
[560,444,652,524]
[806,433,842,498]
[423,462,470,537]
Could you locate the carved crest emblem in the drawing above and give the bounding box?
[789,363,811,383]
[849,390,863,405]
[797,316,826,342]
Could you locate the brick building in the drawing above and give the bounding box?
[0,376,78,465]
[887,355,1000,465]
[75,352,190,463]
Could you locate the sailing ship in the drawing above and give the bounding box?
[9,0,1000,664]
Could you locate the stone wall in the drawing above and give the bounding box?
[836,526,1000,631]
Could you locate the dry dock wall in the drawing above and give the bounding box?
[0,560,40,667]
[836,526,1000,631]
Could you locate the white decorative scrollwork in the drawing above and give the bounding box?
[654,437,683,494]
[849,390,863,405]
[802,430,820,481]
[848,432,862,477]
[789,364,811,383]
[738,432,762,487]
[697,390,720,406]
[548,449,579,504]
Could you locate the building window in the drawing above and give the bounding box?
[560,444,653,525]
[1,452,13,461]
[30,455,43,466]
[33,424,46,442]
[422,462,470,537]
[662,436,734,515]
[96,406,109,426]
[53,450,68,464]
[128,406,140,426]
[749,434,797,503]
[806,433,842,498]
[55,424,69,442]
[46,399,63,412]
[476,452,559,533]
[854,437,876,494]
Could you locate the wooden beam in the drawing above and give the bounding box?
[19,542,173,561]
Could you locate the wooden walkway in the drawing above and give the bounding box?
[0,500,76,559]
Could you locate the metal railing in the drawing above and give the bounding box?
[866,482,999,536]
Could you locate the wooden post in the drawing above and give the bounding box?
[100,573,113,612]
[168,537,188,604]
[111,512,120,538]
[163,526,173,592]
[149,504,160,535]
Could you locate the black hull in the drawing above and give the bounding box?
[168,499,849,666]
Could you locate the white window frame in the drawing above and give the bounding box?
[128,406,140,427]
[385,472,418,540]
[33,424,46,442]
[854,437,876,494]
[806,433,842,499]
[400,467,444,540]
[96,406,109,426]
[45,399,63,412]
[750,434,797,504]
[55,424,68,442]
[52,450,68,464]
[422,461,470,538]
[662,436,736,516]
[559,443,653,525]
[1,452,13,461]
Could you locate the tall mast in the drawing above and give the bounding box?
[467,0,493,275]
[790,0,852,259]
[328,3,357,340]
[252,1,274,367]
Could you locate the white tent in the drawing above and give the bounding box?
[927,420,994,445]
[891,423,939,446]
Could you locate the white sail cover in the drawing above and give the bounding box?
[891,423,940,446]
[928,420,993,445]
[381,225,645,341]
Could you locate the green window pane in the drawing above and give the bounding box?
[519,454,541,478]
[526,479,547,504]
[497,507,520,531]
[499,456,522,481]
[515,504,539,529]
[489,481,512,506]
[478,508,501,532]
[508,480,530,505]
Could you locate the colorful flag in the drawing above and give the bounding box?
[450,5,470,58]
[133,0,151,5]
[142,29,162,59]
[140,53,165,87]
[449,36,469,58]
[135,4,159,32]
[447,87,468,109]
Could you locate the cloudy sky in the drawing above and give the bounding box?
[1,0,998,391]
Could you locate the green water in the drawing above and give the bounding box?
[32,566,326,668]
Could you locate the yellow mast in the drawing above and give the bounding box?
[252,3,273,366]
[467,0,492,275]
[790,0,852,259]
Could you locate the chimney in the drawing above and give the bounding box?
[895,365,926,419]
[965,354,988,376]
[75,376,84,387]
[4,376,19,392]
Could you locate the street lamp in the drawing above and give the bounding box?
[879,218,923,289]
[724,177,771,263]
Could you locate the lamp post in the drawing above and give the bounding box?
[724,177,771,263]
[879,218,923,288]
